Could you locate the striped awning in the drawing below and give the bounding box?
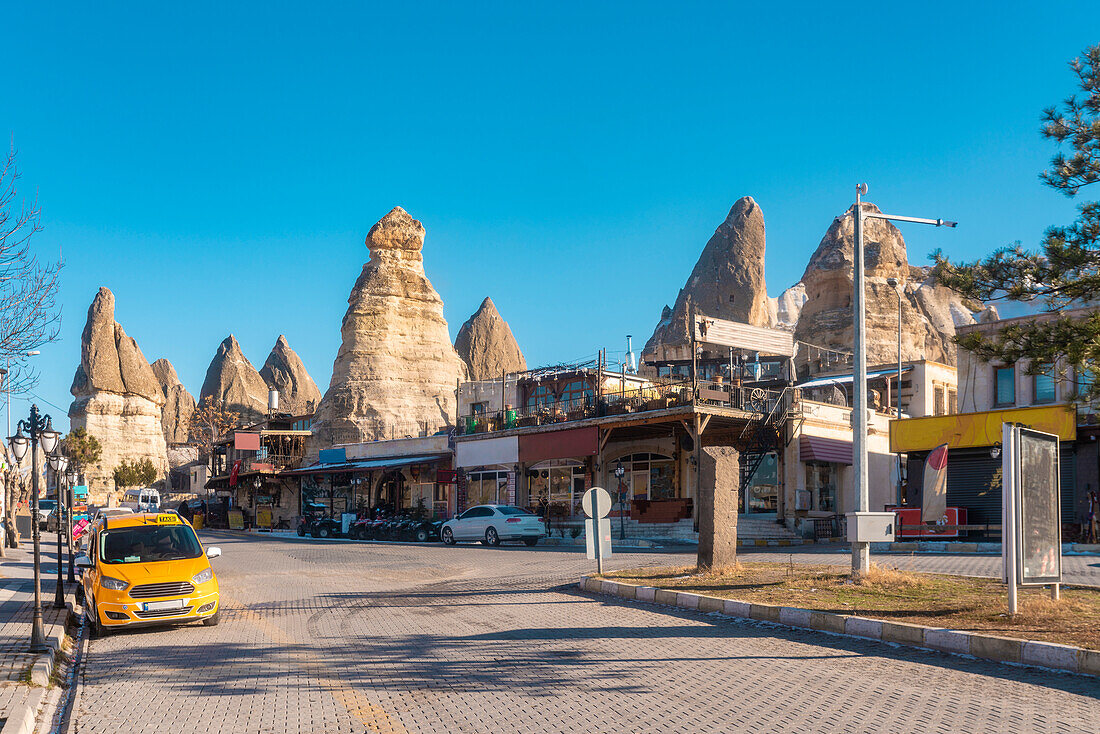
[799,435,853,465]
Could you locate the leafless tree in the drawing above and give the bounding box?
[0,143,62,394]
[188,396,242,461]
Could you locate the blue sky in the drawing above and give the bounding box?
[2,2,1098,429]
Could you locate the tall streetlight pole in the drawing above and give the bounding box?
[886,276,903,507]
[851,185,955,579]
[8,404,61,652]
[48,452,69,609]
[65,468,78,584]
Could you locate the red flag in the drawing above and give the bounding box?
[922,443,949,522]
[229,460,241,487]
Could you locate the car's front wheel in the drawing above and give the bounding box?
[441,527,455,545]
[202,610,221,626]
[484,527,500,546]
[88,599,107,639]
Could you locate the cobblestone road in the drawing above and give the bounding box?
[68,535,1100,733]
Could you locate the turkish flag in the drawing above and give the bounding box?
[922,443,949,523]
[230,460,241,487]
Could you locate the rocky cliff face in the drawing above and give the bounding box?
[642,196,771,364]
[454,297,527,381]
[259,335,322,416]
[199,335,270,422]
[310,207,468,449]
[795,202,980,373]
[68,287,168,502]
[151,358,196,445]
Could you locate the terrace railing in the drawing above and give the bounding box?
[456,379,789,435]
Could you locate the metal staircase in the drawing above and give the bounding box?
[738,387,803,497]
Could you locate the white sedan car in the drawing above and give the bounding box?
[441,505,545,547]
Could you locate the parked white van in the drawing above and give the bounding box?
[121,487,161,513]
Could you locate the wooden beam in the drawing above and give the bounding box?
[599,428,614,452]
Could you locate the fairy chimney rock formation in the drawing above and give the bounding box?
[259,335,322,416]
[68,287,168,502]
[455,297,527,381]
[151,358,196,445]
[795,202,980,374]
[310,206,468,449]
[642,196,771,364]
[199,335,270,422]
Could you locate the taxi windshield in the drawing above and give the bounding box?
[99,525,202,564]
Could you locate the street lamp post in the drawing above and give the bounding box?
[886,276,904,507]
[614,460,626,540]
[65,468,77,584]
[48,452,69,609]
[851,185,955,579]
[8,404,61,652]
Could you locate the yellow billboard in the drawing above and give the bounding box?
[890,404,1077,453]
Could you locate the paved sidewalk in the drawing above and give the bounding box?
[0,535,76,732]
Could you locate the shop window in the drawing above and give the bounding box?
[471,402,488,416]
[994,365,1015,407]
[465,471,510,506]
[610,453,675,501]
[805,463,837,513]
[530,460,585,514]
[1033,366,1056,404]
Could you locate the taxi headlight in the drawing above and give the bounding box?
[100,576,128,591]
[191,567,213,585]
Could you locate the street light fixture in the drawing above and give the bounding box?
[614,460,626,540]
[8,404,62,652]
[850,184,956,579]
[47,452,69,609]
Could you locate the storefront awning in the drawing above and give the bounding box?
[798,366,911,391]
[799,435,853,465]
[281,454,446,476]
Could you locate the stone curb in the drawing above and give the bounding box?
[0,688,45,734]
[578,576,1098,678]
[2,597,80,734]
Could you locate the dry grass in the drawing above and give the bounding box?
[602,561,1100,650]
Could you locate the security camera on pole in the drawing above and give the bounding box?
[848,185,956,579]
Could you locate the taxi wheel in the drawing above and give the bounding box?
[87,599,108,639]
[202,610,220,626]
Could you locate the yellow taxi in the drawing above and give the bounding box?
[77,511,222,636]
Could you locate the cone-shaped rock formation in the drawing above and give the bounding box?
[259,335,322,416]
[311,206,468,448]
[455,297,527,381]
[199,335,270,422]
[151,358,196,445]
[795,202,980,373]
[642,196,771,364]
[68,287,168,502]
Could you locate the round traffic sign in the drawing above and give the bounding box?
[582,487,612,518]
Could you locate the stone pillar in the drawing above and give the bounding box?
[697,446,739,571]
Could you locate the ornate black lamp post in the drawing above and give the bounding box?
[65,468,77,584]
[48,452,69,608]
[614,460,626,540]
[8,405,61,652]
